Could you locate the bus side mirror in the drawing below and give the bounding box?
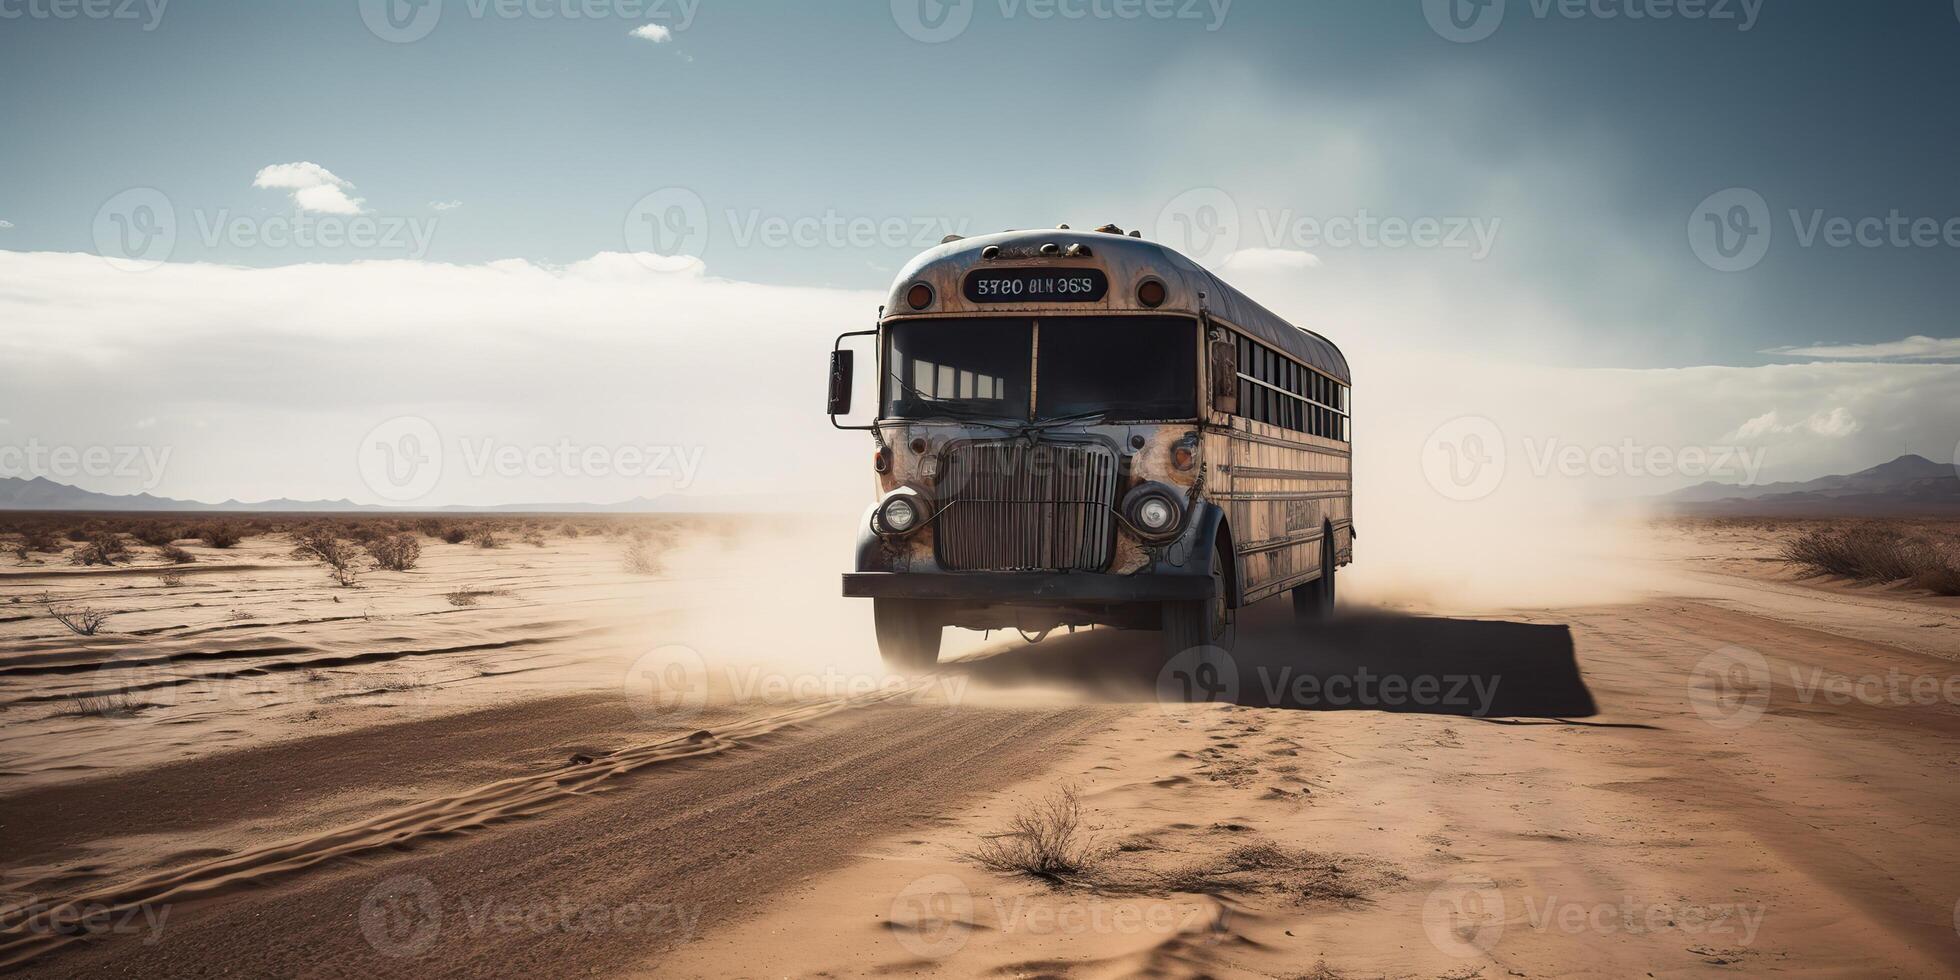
[1208,332,1238,415]
[827,349,855,417]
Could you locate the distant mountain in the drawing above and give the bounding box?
[1659,454,1960,517]
[0,476,754,514]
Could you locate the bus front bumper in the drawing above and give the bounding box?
[841,572,1214,603]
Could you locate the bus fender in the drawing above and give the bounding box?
[1164,503,1238,606]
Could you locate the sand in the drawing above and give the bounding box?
[3,515,1958,976]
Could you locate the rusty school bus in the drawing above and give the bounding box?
[828,225,1352,669]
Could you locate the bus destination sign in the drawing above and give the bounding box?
[962,268,1110,304]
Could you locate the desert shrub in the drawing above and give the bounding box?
[54,693,152,718]
[471,529,503,549]
[291,529,363,587]
[966,786,1103,883]
[10,544,27,561]
[40,593,112,636]
[158,544,196,564]
[559,523,580,539]
[522,530,548,548]
[441,527,469,544]
[24,530,63,553]
[65,526,94,543]
[365,533,422,572]
[69,533,130,567]
[199,523,244,549]
[623,540,660,575]
[416,517,445,537]
[158,571,186,588]
[132,522,180,547]
[1780,526,1960,596]
[445,588,503,607]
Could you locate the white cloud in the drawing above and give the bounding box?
[1726,407,1861,441]
[252,162,365,215]
[629,23,671,43]
[0,219,13,229]
[1762,336,1960,361]
[430,200,463,211]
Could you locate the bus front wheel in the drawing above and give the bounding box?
[1162,549,1233,661]
[874,598,942,671]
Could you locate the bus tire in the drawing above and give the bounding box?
[874,598,942,671]
[1292,533,1336,623]
[1162,547,1233,661]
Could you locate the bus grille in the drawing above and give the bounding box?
[935,442,1117,572]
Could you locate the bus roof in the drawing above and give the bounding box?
[884,228,1350,385]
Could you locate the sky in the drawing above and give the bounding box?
[0,0,1956,508]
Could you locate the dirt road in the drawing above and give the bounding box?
[5,526,1960,976]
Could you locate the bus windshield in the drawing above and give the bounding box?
[884,316,1196,422]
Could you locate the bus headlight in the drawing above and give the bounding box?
[875,490,928,535]
[1122,483,1184,539]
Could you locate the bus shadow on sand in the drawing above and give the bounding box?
[947,602,1598,719]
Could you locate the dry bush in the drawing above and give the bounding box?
[445,588,503,607]
[365,533,422,572]
[132,522,180,547]
[10,543,27,562]
[40,593,112,636]
[1781,526,1960,596]
[24,529,63,553]
[291,529,363,587]
[158,544,196,564]
[64,526,95,543]
[440,526,469,544]
[69,533,131,567]
[1155,841,1397,906]
[623,540,660,575]
[415,517,445,537]
[54,692,152,718]
[199,523,244,549]
[966,786,1104,883]
[471,529,503,549]
[559,523,581,539]
[158,571,186,588]
[522,530,548,548]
